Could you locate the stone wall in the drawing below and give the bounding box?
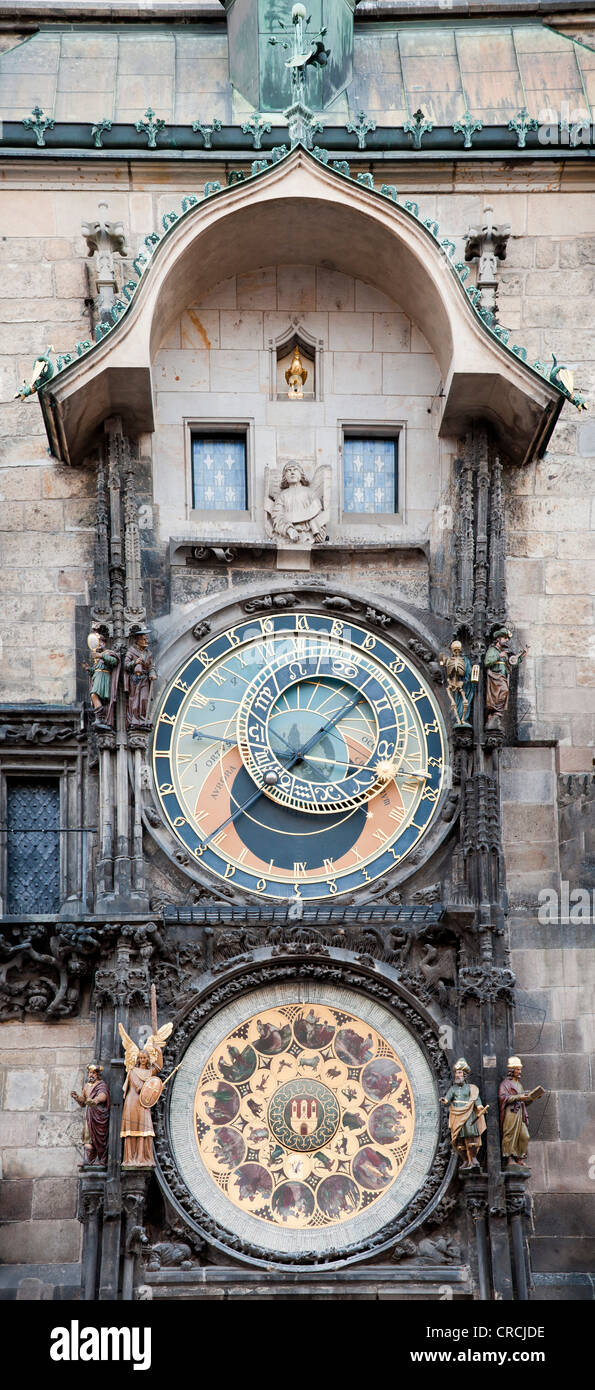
[557,774,595,890]
[0,1016,93,1277]
[152,262,445,551]
[512,912,595,1284]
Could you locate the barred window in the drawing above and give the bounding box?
[6,779,60,914]
[343,437,398,515]
[192,434,248,511]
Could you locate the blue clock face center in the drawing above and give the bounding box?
[267,678,375,786]
[230,765,367,870]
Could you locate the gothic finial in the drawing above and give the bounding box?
[345,110,376,151]
[82,202,129,314]
[22,106,55,147]
[403,108,433,150]
[135,108,166,149]
[191,117,222,149]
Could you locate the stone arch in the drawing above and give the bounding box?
[42,149,563,466]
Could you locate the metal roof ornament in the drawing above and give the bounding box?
[91,119,112,149]
[403,108,434,151]
[508,108,538,149]
[191,118,222,149]
[22,106,55,148]
[241,114,273,150]
[452,111,483,150]
[135,108,166,149]
[346,110,377,151]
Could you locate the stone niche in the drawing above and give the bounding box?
[151,262,444,550]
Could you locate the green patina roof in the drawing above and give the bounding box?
[0,19,594,126]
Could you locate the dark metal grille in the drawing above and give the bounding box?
[163,902,444,926]
[6,780,60,914]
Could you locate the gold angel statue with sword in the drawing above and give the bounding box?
[118,986,178,1167]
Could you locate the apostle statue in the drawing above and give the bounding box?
[71,1062,110,1167]
[119,1013,173,1168]
[86,626,120,730]
[498,1056,545,1170]
[440,1058,488,1169]
[484,627,527,731]
[265,460,330,546]
[440,639,477,727]
[124,624,157,730]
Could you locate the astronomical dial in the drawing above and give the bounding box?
[152,612,447,900]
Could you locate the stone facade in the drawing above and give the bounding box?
[0,2,594,1301]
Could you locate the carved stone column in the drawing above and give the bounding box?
[462,1170,491,1301]
[92,417,150,910]
[504,1169,532,1301]
[122,1172,151,1301]
[78,1176,105,1301]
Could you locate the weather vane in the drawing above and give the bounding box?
[269,3,330,143]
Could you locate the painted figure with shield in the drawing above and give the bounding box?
[119,986,174,1167]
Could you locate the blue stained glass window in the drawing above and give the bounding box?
[6,779,60,914]
[192,435,247,511]
[343,437,398,514]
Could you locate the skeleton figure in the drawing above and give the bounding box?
[265,461,330,545]
[440,639,476,727]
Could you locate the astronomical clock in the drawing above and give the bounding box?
[152,611,447,901]
[145,604,455,1272]
[164,983,442,1265]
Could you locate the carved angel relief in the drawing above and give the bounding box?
[264,460,330,547]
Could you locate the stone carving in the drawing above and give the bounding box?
[264,461,330,546]
[119,1008,174,1168]
[465,207,510,317]
[71,1063,110,1166]
[0,719,80,743]
[498,1056,545,1171]
[441,1058,488,1170]
[86,626,120,730]
[484,627,527,731]
[82,201,129,314]
[0,923,103,1021]
[392,1233,461,1264]
[440,639,478,727]
[124,626,157,730]
[243,593,299,613]
[145,1239,195,1270]
[191,620,211,641]
[459,964,515,1003]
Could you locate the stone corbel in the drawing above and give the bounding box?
[465,207,510,319]
[82,202,130,317]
